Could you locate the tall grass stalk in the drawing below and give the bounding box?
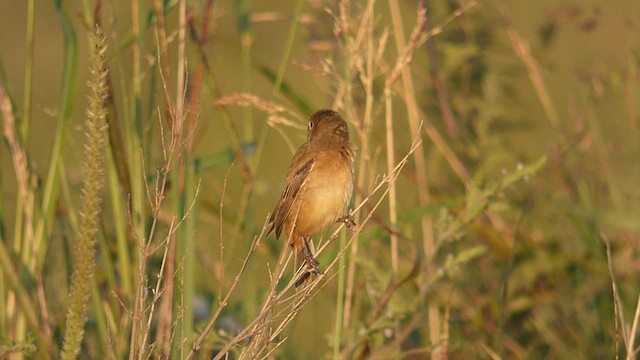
[272,0,304,97]
[4,58,36,352]
[33,0,80,272]
[332,231,347,360]
[124,0,149,357]
[7,0,39,351]
[57,158,111,357]
[0,84,53,359]
[332,0,356,355]
[150,0,184,356]
[237,0,254,142]
[236,2,258,312]
[61,26,109,360]
[342,0,381,335]
[384,84,399,276]
[21,0,34,142]
[173,0,197,357]
[331,0,365,353]
[128,113,186,358]
[152,0,173,120]
[386,1,441,355]
[107,149,132,295]
[125,103,148,359]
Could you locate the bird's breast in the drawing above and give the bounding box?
[294,150,354,235]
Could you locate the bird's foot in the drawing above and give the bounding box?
[295,239,322,287]
[337,214,356,231]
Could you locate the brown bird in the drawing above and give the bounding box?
[268,109,356,286]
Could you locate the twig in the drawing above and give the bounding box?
[210,127,424,359]
[604,234,628,353]
[367,249,420,326]
[187,227,265,358]
[349,248,420,359]
[152,0,175,126]
[627,295,640,360]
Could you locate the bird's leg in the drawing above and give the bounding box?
[301,237,321,273]
[336,214,356,231]
[295,238,321,287]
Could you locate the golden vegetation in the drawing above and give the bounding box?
[0,0,638,359]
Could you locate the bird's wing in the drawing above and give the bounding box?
[268,154,314,240]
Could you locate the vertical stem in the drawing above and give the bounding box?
[128,0,147,356]
[107,149,132,291]
[131,0,140,102]
[22,0,35,142]
[176,1,193,356]
[176,0,186,118]
[343,0,375,332]
[238,0,253,142]
[236,0,256,314]
[153,0,174,123]
[167,170,182,360]
[334,0,355,352]
[272,0,304,96]
[33,0,80,271]
[387,0,439,356]
[332,231,347,359]
[61,26,109,360]
[384,87,398,276]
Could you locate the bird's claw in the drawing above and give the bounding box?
[337,214,356,231]
[302,238,321,273]
[296,239,322,287]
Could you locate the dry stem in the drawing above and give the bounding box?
[190,129,423,359]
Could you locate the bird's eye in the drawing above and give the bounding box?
[309,121,314,130]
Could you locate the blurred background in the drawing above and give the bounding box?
[0,0,639,358]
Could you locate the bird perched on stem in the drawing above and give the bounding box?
[268,109,356,286]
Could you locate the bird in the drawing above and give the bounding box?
[267,109,356,286]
